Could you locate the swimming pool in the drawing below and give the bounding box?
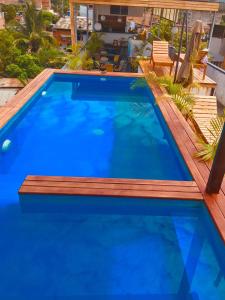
[0,74,191,203]
[0,73,224,299]
[0,197,225,299]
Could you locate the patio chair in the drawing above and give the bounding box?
[105,64,114,72]
[150,41,174,74]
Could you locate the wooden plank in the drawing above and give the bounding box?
[193,95,218,144]
[70,0,219,11]
[26,175,198,186]
[23,180,200,193]
[54,69,144,78]
[19,177,202,200]
[0,69,54,129]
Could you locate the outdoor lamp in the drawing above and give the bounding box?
[94,22,102,31]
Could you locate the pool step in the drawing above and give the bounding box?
[19,176,202,200]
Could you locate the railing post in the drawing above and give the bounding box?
[70,1,77,47]
[208,11,216,50]
[206,123,225,194]
[174,11,186,83]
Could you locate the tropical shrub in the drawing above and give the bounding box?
[86,32,104,56]
[68,51,94,70]
[158,76,195,119]
[195,112,225,162]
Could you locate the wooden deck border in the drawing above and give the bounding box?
[139,61,225,242]
[1,68,225,242]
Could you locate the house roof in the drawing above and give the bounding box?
[69,0,219,12]
[0,78,24,89]
[54,16,93,31]
[0,89,18,107]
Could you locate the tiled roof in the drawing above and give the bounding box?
[0,78,24,88]
[54,16,92,31]
[0,89,18,107]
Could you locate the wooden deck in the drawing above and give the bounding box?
[69,0,219,11]
[139,60,217,91]
[1,68,225,243]
[193,95,218,144]
[19,176,202,200]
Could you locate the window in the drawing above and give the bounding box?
[110,6,128,16]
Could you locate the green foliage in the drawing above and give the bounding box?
[68,51,94,71]
[195,112,225,162]
[15,54,42,78]
[5,54,42,84]
[37,46,66,68]
[41,10,59,27]
[8,1,55,53]
[86,32,104,56]
[0,2,66,83]
[132,73,195,120]
[159,76,195,119]
[5,64,27,85]
[1,4,17,23]
[148,19,172,42]
[0,30,21,71]
[51,0,69,16]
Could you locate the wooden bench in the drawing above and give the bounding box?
[19,176,202,200]
[150,41,174,74]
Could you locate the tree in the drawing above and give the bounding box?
[1,4,17,23]
[0,30,21,72]
[37,45,66,68]
[0,2,67,83]
[8,1,55,53]
[51,0,69,16]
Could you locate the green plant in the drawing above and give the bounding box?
[86,32,104,56]
[68,51,94,70]
[6,64,27,85]
[195,113,225,162]
[132,74,195,119]
[1,4,17,23]
[37,46,66,68]
[159,76,195,119]
[148,19,173,43]
[8,1,55,53]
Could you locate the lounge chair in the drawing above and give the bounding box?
[150,41,174,74]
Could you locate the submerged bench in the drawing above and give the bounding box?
[19,176,202,200]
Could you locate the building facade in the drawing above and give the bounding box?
[0,0,51,10]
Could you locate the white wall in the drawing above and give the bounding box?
[209,37,224,62]
[207,63,225,106]
[102,32,135,44]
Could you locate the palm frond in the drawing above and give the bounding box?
[195,112,225,161]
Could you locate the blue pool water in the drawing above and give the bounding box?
[0,197,225,299]
[0,74,191,204]
[0,74,225,299]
